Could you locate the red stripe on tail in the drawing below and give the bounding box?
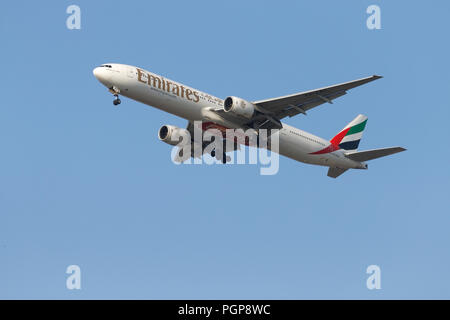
[330,127,350,146]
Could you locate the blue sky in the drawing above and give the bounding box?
[1,0,449,299]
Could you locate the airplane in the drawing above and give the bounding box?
[93,63,405,178]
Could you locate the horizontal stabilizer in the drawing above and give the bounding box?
[327,167,348,178]
[345,147,406,162]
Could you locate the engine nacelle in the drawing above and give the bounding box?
[158,125,191,146]
[223,96,255,119]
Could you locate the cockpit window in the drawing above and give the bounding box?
[99,64,112,68]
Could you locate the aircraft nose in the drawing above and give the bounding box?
[93,67,103,80]
[93,67,111,86]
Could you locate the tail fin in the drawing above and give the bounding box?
[330,114,368,152]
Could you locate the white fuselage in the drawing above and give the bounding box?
[93,63,365,169]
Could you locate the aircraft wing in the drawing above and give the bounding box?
[252,75,382,121]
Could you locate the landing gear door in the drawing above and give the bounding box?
[127,67,136,79]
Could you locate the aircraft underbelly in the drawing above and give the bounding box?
[276,130,351,167]
[276,131,322,166]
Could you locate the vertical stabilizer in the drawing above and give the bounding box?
[330,114,368,152]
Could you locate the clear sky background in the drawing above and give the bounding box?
[1,0,449,299]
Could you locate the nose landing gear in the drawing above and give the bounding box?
[109,86,121,106]
[113,94,121,106]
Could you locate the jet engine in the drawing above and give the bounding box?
[223,96,255,119]
[158,125,191,146]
